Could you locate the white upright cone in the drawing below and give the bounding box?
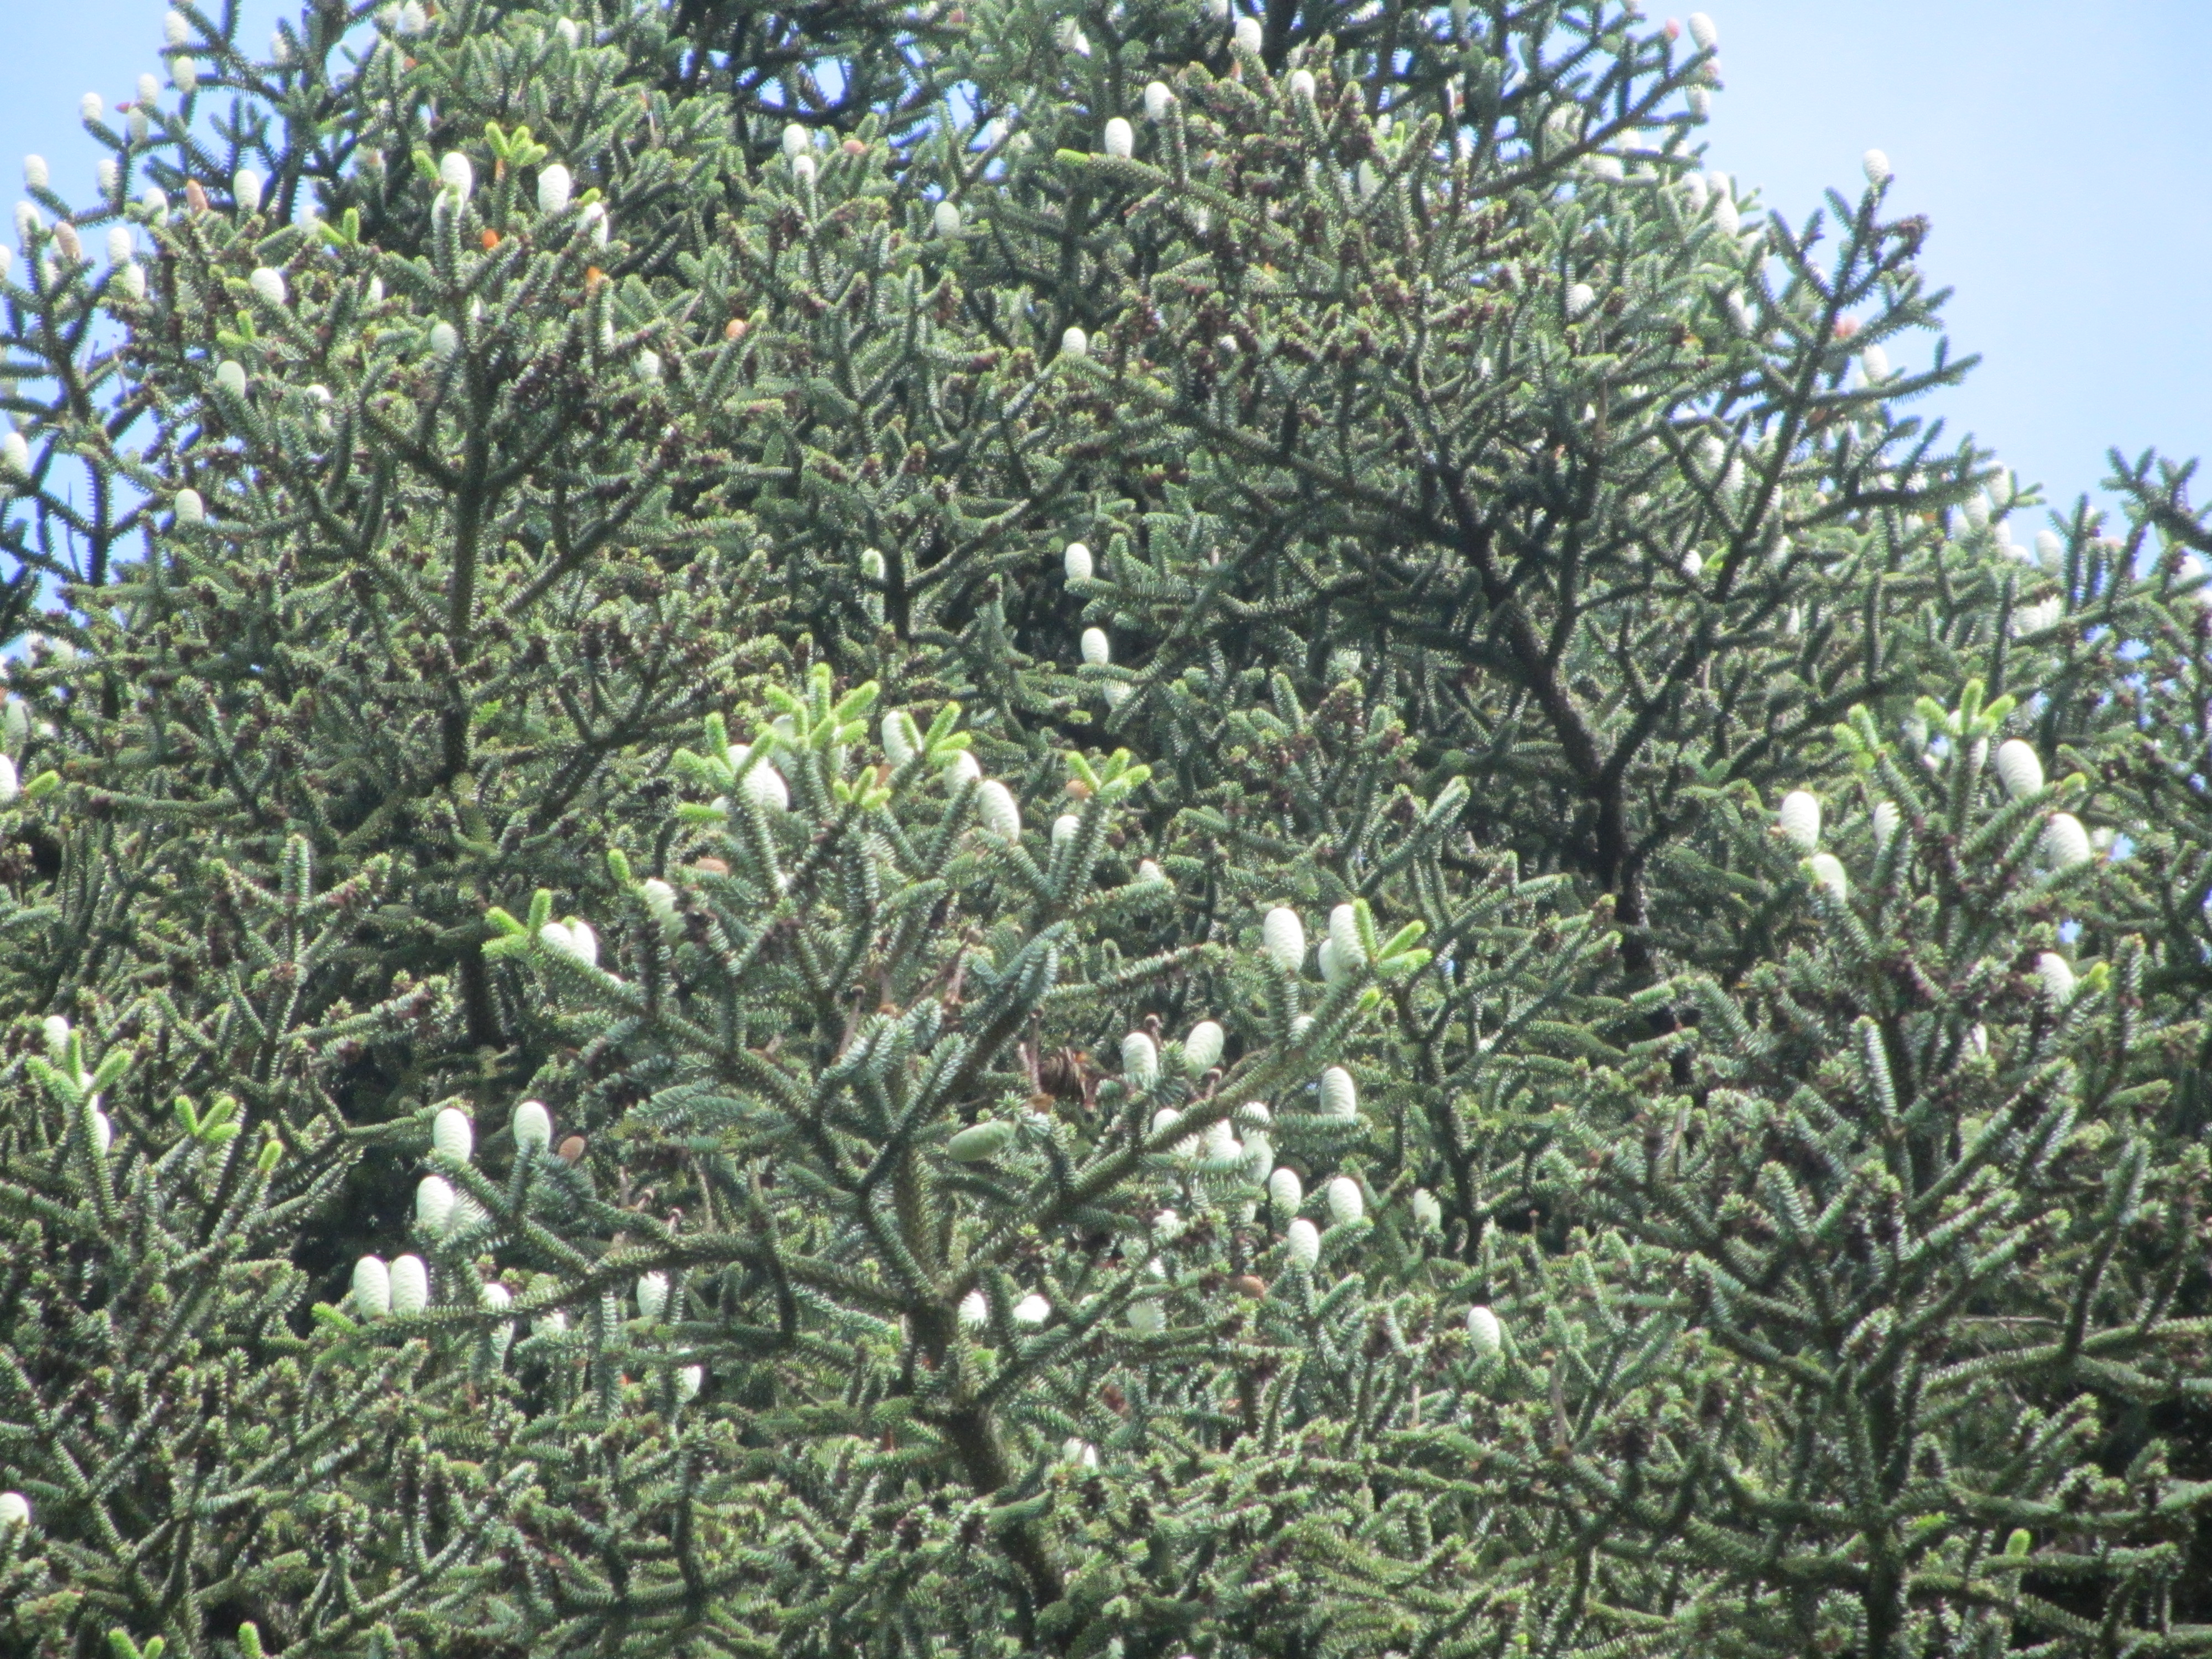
[1183,1020,1225,1072]
[483,1282,514,1363]
[2036,952,2077,1005]
[1324,1176,1364,1225]
[1013,1292,1051,1326]
[2041,813,2092,870]
[1993,740,2044,799]
[1872,801,1900,853]
[1121,1030,1160,1086]
[881,711,921,767]
[1807,853,1849,902]
[977,779,1021,842]
[432,1107,473,1164]
[389,1254,429,1314]
[1411,1188,1442,1230]
[1261,907,1306,973]
[958,1288,989,1327]
[635,1271,670,1321]
[1777,790,1821,853]
[513,1099,552,1155]
[1102,118,1134,159]
[352,1255,391,1317]
[732,746,789,812]
[1328,902,1363,966]
[0,1491,31,1531]
[1466,1304,1503,1357]
[1286,1218,1321,1269]
[415,1175,456,1237]
[1321,1066,1358,1118]
[1267,1167,1303,1212]
[1063,541,1093,582]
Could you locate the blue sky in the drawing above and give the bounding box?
[7,2,2208,531]
[1707,0,2212,533]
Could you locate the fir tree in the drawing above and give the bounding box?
[1,1,2208,1656]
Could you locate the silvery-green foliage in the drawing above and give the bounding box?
[1416,687,2212,1657]
[0,0,2204,1652]
[0,838,519,1659]
[403,662,1543,1652]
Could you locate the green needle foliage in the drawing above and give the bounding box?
[0,1,2209,1656]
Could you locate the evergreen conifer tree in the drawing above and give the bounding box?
[1,2,2208,1656]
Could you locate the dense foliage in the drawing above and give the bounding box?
[0,1,2208,1655]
